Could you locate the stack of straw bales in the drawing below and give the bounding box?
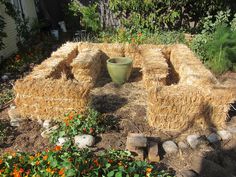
[147,44,236,131]
[71,49,108,86]
[14,42,90,120]
[142,48,169,89]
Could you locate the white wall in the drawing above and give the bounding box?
[0,4,18,59]
[0,0,38,59]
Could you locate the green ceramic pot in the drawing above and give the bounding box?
[107,57,133,85]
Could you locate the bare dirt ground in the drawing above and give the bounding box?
[0,69,236,176]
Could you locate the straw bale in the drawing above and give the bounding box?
[14,78,90,120]
[78,42,125,58]
[170,44,218,87]
[71,49,106,85]
[124,44,143,68]
[51,42,78,63]
[202,86,236,128]
[147,85,206,131]
[142,48,169,89]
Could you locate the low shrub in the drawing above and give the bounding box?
[0,147,173,177]
[50,109,105,146]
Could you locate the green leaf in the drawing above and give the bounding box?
[115,171,123,177]
[134,174,140,177]
[66,169,76,176]
[107,171,115,177]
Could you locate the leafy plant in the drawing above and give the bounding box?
[0,147,173,176]
[68,1,100,32]
[204,25,236,74]
[51,109,105,146]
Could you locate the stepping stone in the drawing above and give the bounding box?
[187,135,201,149]
[207,133,221,143]
[162,140,178,154]
[178,141,189,149]
[148,141,160,162]
[217,130,232,140]
[126,133,147,148]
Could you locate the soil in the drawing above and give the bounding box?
[0,68,236,176]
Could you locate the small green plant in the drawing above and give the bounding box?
[68,1,100,32]
[204,25,236,74]
[51,109,105,146]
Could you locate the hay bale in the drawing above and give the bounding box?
[147,85,206,131]
[142,48,169,89]
[124,44,143,68]
[170,44,218,87]
[78,42,125,58]
[71,49,107,86]
[14,78,90,120]
[202,86,236,128]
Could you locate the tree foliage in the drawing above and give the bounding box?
[109,0,234,32]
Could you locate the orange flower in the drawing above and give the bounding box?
[58,168,65,175]
[35,161,40,165]
[46,167,53,173]
[137,32,142,37]
[35,152,41,157]
[19,168,24,173]
[93,159,99,166]
[54,145,62,151]
[146,167,152,174]
[43,155,48,161]
[0,169,4,174]
[0,159,2,164]
[108,159,113,163]
[29,156,34,161]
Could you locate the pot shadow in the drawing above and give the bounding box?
[90,94,128,113]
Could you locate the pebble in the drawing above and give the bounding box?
[178,141,189,149]
[42,120,51,129]
[186,135,201,148]
[74,134,95,148]
[1,75,9,81]
[8,108,21,127]
[217,130,232,140]
[207,133,221,143]
[162,140,178,153]
[57,137,69,146]
[41,125,59,138]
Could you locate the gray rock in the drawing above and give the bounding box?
[178,141,189,149]
[74,134,95,148]
[162,140,178,153]
[217,130,232,140]
[1,75,9,81]
[226,116,236,133]
[43,120,51,129]
[207,133,221,143]
[187,135,201,148]
[41,125,59,138]
[57,137,69,146]
[8,108,21,127]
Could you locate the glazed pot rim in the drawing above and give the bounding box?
[107,57,133,65]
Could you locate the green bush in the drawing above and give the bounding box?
[68,0,100,32]
[204,26,236,74]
